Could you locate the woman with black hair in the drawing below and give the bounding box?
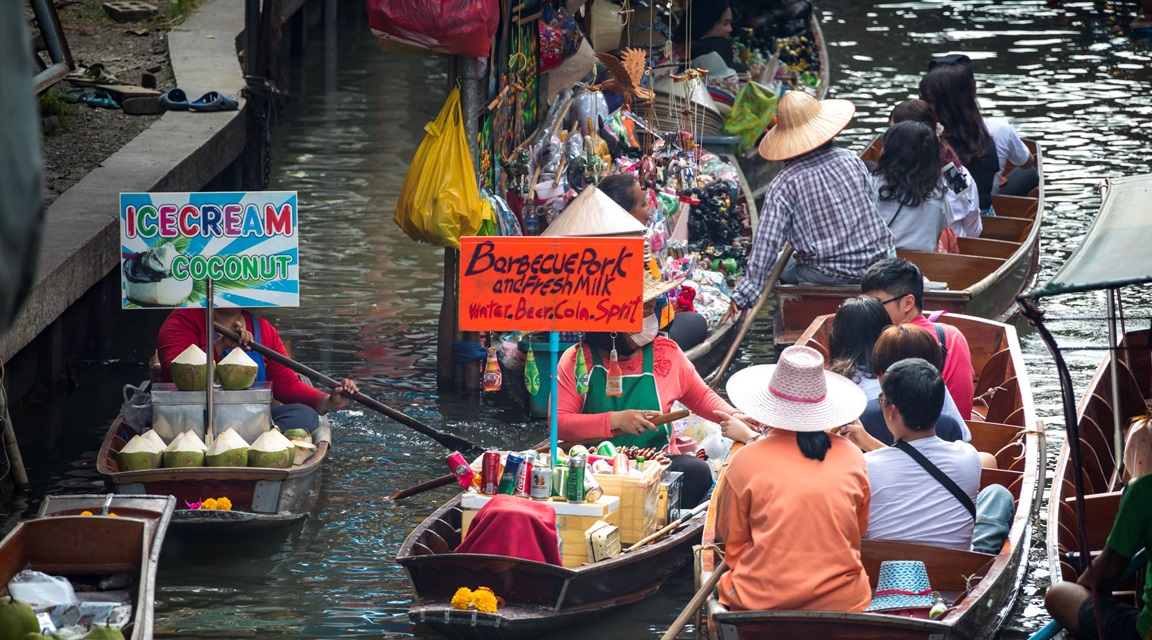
[683,0,748,73]
[872,121,952,253]
[828,295,892,397]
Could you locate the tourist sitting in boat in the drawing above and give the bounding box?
[861,258,975,419]
[871,121,953,253]
[827,296,891,400]
[1044,473,1152,640]
[157,307,359,432]
[918,61,1037,214]
[724,92,894,322]
[890,99,982,238]
[555,276,733,508]
[715,345,872,612]
[598,173,708,351]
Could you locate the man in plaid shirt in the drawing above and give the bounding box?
[726,92,894,317]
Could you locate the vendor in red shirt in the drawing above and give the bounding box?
[157,307,358,432]
[860,258,975,419]
[555,274,745,508]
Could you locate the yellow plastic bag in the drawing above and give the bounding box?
[394,88,484,248]
[721,81,778,155]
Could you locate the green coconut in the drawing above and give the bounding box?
[117,433,165,471]
[204,427,249,467]
[0,596,39,639]
[142,428,166,450]
[247,429,293,469]
[170,344,208,391]
[282,428,311,443]
[162,431,207,468]
[291,439,318,466]
[82,626,126,640]
[215,348,258,390]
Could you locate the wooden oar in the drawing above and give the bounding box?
[388,410,693,500]
[661,560,728,640]
[214,323,484,454]
[625,500,708,552]
[709,242,794,390]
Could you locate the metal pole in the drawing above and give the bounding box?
[244,0,260,78]
[205,280,215,445]
[549,331,560,466]
[1108,288,1124,478]
[460,56,484,391]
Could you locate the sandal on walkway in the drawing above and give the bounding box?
[188,91,239,112]
[66,63,121,86]
[61,87,90,104]
[159,88,190,111]
[83,89,120,109]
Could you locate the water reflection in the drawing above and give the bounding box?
[11,0,1152,638]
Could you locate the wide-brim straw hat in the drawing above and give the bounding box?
[726,345,866,432]
[541,186,646,237]
[758,92,855,162]
[643,273,684,302]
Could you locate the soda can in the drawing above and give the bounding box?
[596,441,618,458]
[613,453,630,475]
[583,465,604,501]
[530,466,552,500]
[566,456,587,503]
[498,454,523,495]
[552,466,569,500]
[446,451,476,490]
[481,450,501,495]
[515,459,533,496]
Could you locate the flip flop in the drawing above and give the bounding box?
[188,91,239,112]
[66,63,120,86]
[83,89,120,109]
[61,87,90,104]
[159,88,191,111]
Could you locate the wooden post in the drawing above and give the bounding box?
[459,56,484,391]
[438,247,459,392]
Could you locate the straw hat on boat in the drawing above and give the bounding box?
[726,344,866,432]
[758,92,856,162]
[643,273,684,302]
[541,186,646,237]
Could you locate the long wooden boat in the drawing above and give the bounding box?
[773,139,1045,347]
[697,312,1042,639]
[398,494,705,640]
[95,382,331,531]
[0,494,175,640]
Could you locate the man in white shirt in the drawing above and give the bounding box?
[853,358,981,551]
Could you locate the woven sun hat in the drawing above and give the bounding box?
[864,561,938,612]
[541,185,646,237]
[757,91,856,162]
[643,273,684,302]
[725,344,866,432]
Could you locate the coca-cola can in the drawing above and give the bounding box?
[515,459,533,496]
[481,450,501,495]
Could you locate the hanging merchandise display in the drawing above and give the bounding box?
[524,342,541,396]
[483,347,503,392]
[367,0,500,57]
[393,89,485,249]
[605,342,623,398]
[574,342,589,395]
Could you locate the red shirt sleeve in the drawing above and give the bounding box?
[251,315,328,409]
[157,309,206,383]
[554,344,613,441]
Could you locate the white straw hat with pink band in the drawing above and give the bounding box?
[725,345,866,432]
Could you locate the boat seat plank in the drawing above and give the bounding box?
[981,377,1023,425]
[975,349,1014,397]
[967,420,1023,454]
[981,216,1033,243]
[990,195,1039,219]
[981,468,1023,497]
[424,530,452,555]
[894,251,1006,291]
[861,540,994,592]
[956,237,1021,260]
[1056,492,1118,552]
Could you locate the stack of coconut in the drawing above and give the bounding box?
[169,344,261,391]
[118,427,317,472]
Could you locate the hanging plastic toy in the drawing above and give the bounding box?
[606,334,623,397]
[574,342,589,395]
[483,347,502,392]
[524,343,541,396]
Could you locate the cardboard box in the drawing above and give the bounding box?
[593,462,663,544]
[459,495,621,568]
[584,520,621,563]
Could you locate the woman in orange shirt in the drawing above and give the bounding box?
[716,345,872,612]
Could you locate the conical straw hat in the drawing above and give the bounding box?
[643,273,684,302]
[758,92,856,162]
[541,186,646,237]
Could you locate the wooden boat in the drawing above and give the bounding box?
[95,381,331,531]
[696,311,1042,639]
[398,495,705,640]
[772,139,1045,347]
[0,494,175,640]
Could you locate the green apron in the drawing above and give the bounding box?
[584,344,670,449]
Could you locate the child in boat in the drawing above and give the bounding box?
[1044,473,1152,640]
[157,307,358,432]
[871,121,952,253]
[715,345,872,612]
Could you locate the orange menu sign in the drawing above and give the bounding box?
[459,236,645,332]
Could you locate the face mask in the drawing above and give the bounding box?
[630,314,660,347]
[585,332,637,357]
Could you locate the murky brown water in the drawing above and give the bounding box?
[9,1,1152,638]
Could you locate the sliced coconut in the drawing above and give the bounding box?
[291,440,318,466]
[204,427,250,467]
[282,428,312,443]
[118,434,163,471]
[216,348,259,390]
[162,431,207,468]
[248,429,293,469]
[171,344,208,391]
[141,429,166,451]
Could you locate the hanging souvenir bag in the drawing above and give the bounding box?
[368,0,499,57]
[539,4,583,73]
[721,81,778,155]
[394,88,485,249]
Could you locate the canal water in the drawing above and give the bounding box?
[8,0,1151,637]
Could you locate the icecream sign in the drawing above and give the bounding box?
[119,191,299,309]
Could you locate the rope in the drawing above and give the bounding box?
[452,341,487,363]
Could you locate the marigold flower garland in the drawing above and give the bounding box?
[450,586,501,613]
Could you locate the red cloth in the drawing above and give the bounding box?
[909,315,975,419]
[456,495,562,566]
[157,309,327,409]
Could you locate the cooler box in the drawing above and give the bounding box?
[460,494,621,568]
[150,382,272,444]
[593,461,663,544]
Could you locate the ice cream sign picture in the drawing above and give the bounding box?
[119,191,299,308]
